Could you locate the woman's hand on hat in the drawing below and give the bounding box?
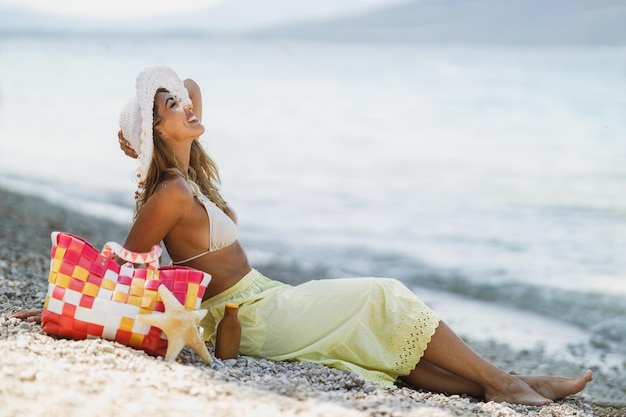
[118,130,138,159]
[184,78,202,122]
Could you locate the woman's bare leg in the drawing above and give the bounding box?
[402,360,593,403]
[400,359,484,398]
[403,321,552,405]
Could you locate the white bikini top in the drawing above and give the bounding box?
[172,192,238,265]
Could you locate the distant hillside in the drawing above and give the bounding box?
[1,0,625,45]
[249,0,626,45]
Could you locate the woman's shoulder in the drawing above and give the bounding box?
[153,175,195,204]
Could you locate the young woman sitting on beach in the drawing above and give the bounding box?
[17,64,593,406]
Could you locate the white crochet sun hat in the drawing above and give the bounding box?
[119,64,191,186]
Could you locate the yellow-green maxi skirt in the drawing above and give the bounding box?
[200,269,440,386]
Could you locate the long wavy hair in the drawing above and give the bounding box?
[134,88,227,218]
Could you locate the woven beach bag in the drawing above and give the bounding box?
[42,231,212,357]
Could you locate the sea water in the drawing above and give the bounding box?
[0,35,624,368]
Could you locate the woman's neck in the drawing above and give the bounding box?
[170,140,192,173]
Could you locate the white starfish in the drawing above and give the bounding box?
[136,285,212,363]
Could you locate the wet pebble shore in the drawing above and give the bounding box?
[1,187,624,417]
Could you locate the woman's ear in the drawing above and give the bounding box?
[154,128,165,141]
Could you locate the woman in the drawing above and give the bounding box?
[57,64,599,405]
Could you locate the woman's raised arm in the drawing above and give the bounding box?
[184,78,202,122]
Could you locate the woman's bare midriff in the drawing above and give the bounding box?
[174,241,251,300]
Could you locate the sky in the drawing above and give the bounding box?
[0,0,401,19]
[0,0,219,18]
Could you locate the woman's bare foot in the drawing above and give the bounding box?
[519,370,593,400]
[484,374,552,406]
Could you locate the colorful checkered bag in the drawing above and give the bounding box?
[42,231,212,357]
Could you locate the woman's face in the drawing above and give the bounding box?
[154,91,204,142]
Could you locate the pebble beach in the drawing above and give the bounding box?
[1,187,624,417]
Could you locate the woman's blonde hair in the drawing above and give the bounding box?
[134,88,227,217]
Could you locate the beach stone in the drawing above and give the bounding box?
[102,345,116,354]
[223,359,237,367]
[19,369,37,382]
[101,355,115,364]
[364,385,377,394]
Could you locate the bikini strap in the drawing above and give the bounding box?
[172,250,211,265]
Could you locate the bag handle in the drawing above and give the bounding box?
[102,241,162,270]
